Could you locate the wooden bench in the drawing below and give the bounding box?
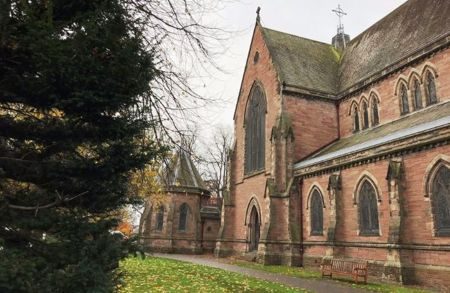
[321,258,368,284]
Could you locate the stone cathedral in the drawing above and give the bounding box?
[214,0,450,289]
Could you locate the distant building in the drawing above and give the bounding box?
[215,0,450,289]
[141,148,221,253]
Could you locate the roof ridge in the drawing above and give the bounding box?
[262,26,333,47]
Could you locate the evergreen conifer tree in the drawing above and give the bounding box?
[0,1,162,291]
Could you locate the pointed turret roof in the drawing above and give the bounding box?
[159,147,209,194]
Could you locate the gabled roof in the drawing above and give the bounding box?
[159,148,209,194]
[260,0,450,97]
[262,28,340,96]
[295,101,450,170]
[338,0,450,92]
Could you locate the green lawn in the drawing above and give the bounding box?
[233,261,433,293]
[118,257,308,292]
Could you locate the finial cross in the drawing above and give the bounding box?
[332,4,347,34]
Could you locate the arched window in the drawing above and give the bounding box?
[431,165,450,236]
[156,206,164,231]
[310,189,324,235]
[361,101,369,130]
[178,203,189,231]
[425,72,437,105]
[358,180,380,236]
[352,105,360,132]
[400,83,409,114]
[245,84,266,174]
[370,95,379,126]
[413,79,423,110]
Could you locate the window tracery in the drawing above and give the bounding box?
[358,180,380,236]
[310,189,324,235]
[245,84,266,174]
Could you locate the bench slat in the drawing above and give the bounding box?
[320,258,368,284]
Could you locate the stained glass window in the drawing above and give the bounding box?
[353,106,360,132]
[179,203,189,231]
[362,101,369,129]
[156,206,164,231]
[371,96,379,126]
[432,165,450,236]
[245,85,266,174]
[310,190,324,235]
[413,79,423,110]
[400,84,409,114]
[426,72,437,105]
[359,180,380,236]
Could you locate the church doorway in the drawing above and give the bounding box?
[249,206,260,251]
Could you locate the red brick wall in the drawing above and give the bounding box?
[284,95,338,162]
[339,48,450,138]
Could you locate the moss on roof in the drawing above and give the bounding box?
[338,0,450,91]
[262,27,340,95]
[160,148,208,193]
[261,0,450,96]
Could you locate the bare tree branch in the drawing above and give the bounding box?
[5,191,88,211]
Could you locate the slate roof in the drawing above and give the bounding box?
[159,148,209,194]
[262,28,340,95]
[261,0,450,96]
[338,0,450,92]
[295,101,450,170]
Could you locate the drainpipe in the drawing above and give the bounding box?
[298,177,304,266]
[336,101,341,139]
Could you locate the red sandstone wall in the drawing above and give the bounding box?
[284,95,338,162]
[339,48,450,138]
[202,218,221,251]
[230,24,282,249]
[301,145,450,278]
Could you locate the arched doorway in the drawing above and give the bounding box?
[249,206,260,251]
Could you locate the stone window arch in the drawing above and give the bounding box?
[178,203,190,231]
[309,188,324,236]
[361,99,369,130]
[156,205,164,231]
[398,82,409,115]
[370,93,380,126]
[410,76,423,110]
[356,178,380,236]
[244,83,266,174]
[424,70,438,105]
[426,160,450,237]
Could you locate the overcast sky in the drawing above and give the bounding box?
[193,0,407,142]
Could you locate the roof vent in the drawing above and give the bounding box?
[332,33,350,50]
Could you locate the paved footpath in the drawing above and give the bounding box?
[153,253,368,293]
